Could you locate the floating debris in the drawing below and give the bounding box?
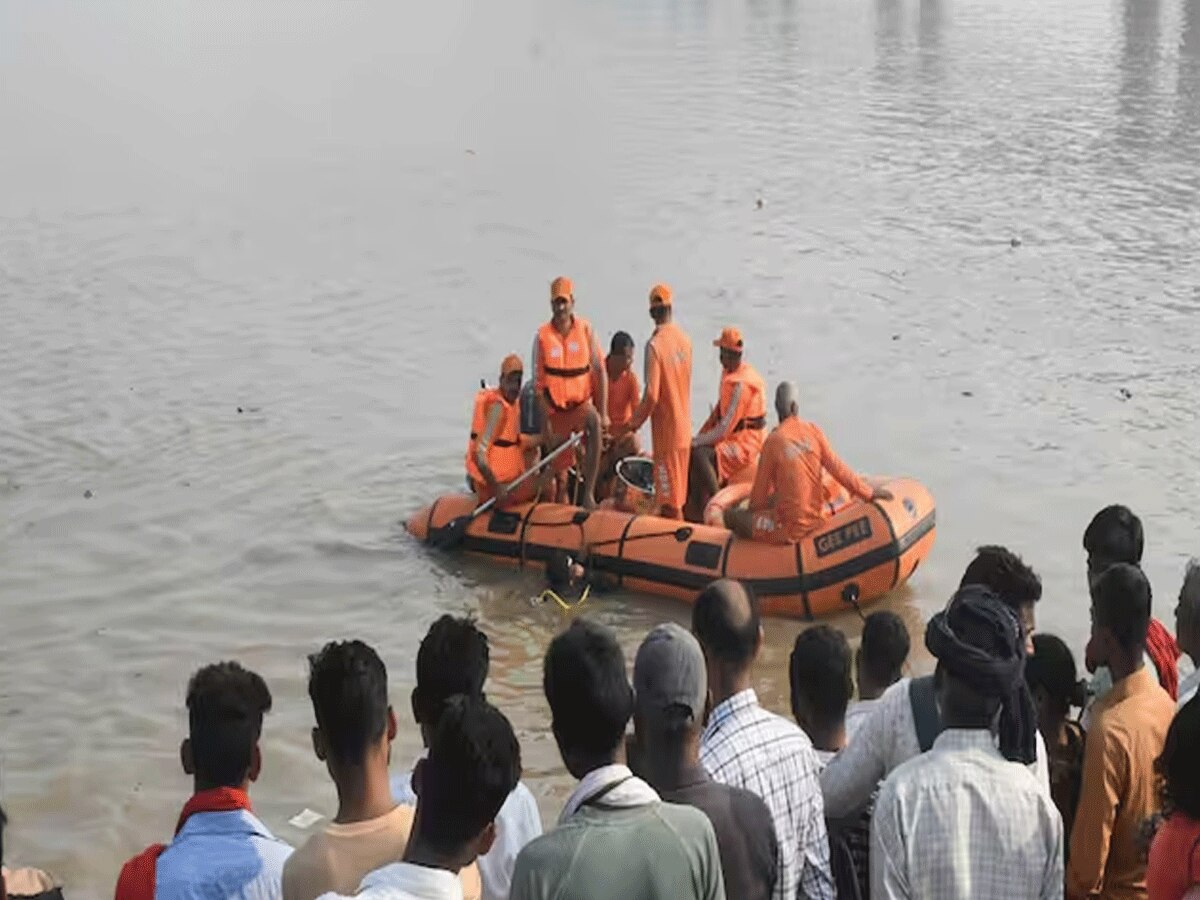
[756,197,764,209]
[1010,237,1022,247]
[961,391,974,398]
[83,489,93,499]
[1118,387,1133,400]
[237,406,244,414]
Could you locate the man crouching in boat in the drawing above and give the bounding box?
[688,326,767,519]
[467,354,546,507]
[727,381,892,542]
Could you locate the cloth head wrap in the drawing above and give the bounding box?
[925,583,1037,765]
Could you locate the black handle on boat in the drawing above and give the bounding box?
[587,526,693,550]
[428,432,583,551]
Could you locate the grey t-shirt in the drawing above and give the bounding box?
[661,767,778,900]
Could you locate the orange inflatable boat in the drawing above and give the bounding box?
[407,476,936,620]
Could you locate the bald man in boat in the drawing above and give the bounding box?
[532,276,607,510]
[690,326,768,517]
[612,284,693,520]
[727,382,892,542]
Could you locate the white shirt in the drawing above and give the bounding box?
[700,689,834,900]
[844,698,880,743]
[392,765,542,900]
[871,729,1064,900]
[317,861,463,900]
[1179,666,1200,708]
[820,677,1051,818]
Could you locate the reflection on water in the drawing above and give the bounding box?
[1,0,1199,895]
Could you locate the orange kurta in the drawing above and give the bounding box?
[607,367,641,430]
[748,417,873,542]
[643,322,692,514]
[713,360,767,484]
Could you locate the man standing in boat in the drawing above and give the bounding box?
[689,326,768,518]
[612,284,693,520]
[532,276,607,510]
[467,354,546,507]
[727,381,891,541]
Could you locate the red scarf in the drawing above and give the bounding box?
[114,787,253,900]
[1146,617,1181,700]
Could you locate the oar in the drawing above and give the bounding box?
[428,432,583,551]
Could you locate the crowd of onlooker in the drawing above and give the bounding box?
[1,503,1198,900]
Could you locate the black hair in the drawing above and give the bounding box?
[692,580,761,669]
[414,615,489,725]
[546,550,574,593]
[1025,634,1086,716]
[860,611,910,687]
[1083,505,1144,568]
[419,694,521,853]
[1091,562,1152,653]
[959,545,1042,611]
[308,640,390,766]
[186,661,273,788]
[1159,695,1200,819]
[789,626,852,726]
[543,618,633,757]
[610,331,635,354]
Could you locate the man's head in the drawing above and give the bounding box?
[1083,505,1144,587]
[1158,695,1200,821]
[546,549,585,594]
[182,661,273,791]
[1175,559,1200,664]
[412,616,489,743]
[926,584,1036,763]
[692,579,763,698]
[412,694,521,870]
[1025,634,1085,731]
[789,626,852,749]
[713,327,744,374]
[774,382,800,423]
[609,332,635,376]
[499,353,524,403]
[550,276,575,326]
[857,610,910,700]
[1088,562,1152,672]
[307,640,396,778]
[544,618,634,778]
[649,283,673,325]
[632,623,709,775]
[959,545,1042,653]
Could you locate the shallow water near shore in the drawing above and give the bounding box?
[2,0,1199,894]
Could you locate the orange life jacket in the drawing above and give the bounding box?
[466,388,524,485]
[719,361,768,435]
[536,318,596,411]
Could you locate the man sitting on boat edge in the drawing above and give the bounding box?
[467,354,547,508]
[726,381,891,543]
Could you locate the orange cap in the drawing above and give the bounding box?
[500,353,524,377]
[649,283,673,307]
[713,327,744,352]
[550,276,574,302]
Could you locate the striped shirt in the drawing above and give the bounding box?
[872,729,1063,900]
[700,689,834,900]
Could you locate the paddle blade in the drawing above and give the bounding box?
[428,515,472,551]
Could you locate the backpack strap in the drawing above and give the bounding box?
[909,675,942,753]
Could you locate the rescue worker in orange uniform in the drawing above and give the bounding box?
[690,326,768,516]
[612,284,693,520]
[727,380,892,542]
[532,276,607,510]
[597,331,642,500]
[466,354,544,507]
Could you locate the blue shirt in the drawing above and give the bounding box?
[156,809,293,900]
